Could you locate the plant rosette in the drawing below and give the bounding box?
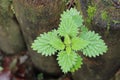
[31,8,108,73]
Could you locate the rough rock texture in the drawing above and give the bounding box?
[111,69,120,80]
[13,0,65,74]
[115,69,120,80]
[93,0,120,29]
[78,0,120,29]
[73,0,120,80]
[0,0,26,54]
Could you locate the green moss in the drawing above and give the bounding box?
[86,5,97,28]
[23,6,39,23]
[37,73,44,80]
[0,0,10,10]
[101,11,110,36]
[0,0,14,25]
[87,6,96,20]
[113,20,120,24]
[101,11,108,21]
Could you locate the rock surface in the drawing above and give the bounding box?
[0,0,26,54]
[13,0,66,74]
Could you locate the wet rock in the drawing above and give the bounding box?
[115,69,120,80]
[13,0,65,74]
[0,20,26,54]
[0,0,26,54]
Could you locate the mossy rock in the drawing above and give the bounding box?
[72,0,120,80]
[0,0,25,54]
[13,0,66,74]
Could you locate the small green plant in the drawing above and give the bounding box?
[31,8,108,73]
[113,20,120,24]
[101,11,110,35]
[101,11,108,21]
[86,5,97,24]
[87,5,96,19]
[37,73,44,80]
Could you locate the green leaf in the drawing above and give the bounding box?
[80,26,89,32]
[72,15,83,27]
[58,8,83,37]
[80,31,108,57]
[66,45,71,54]
[71,37,89,51]
[70,55,83,72]
[61,8,83,27]
[49,31,65,50]
[58,16,78,37]
[64,35,71,45]
[50,39,65,51]
[57,51,78,73]
[31,30,64,56]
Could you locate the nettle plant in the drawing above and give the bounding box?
[31,8,108,73]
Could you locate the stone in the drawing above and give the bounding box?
[0,0,26,54]
[13,0,66,74]
[0,20,26,54]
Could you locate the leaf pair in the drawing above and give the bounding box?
[58,8,83,37]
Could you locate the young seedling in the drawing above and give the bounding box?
[31,8,108,73]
